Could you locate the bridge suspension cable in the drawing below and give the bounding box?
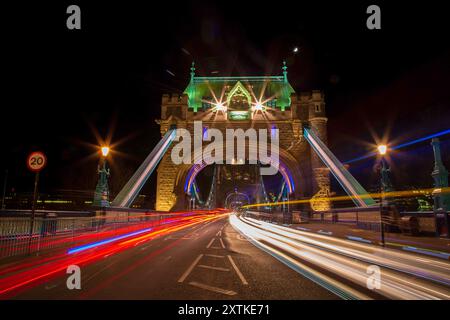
[304,127,375,207]
[112,129,176,207]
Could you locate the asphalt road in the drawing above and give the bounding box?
[13,215,337,299]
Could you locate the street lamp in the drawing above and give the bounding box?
[254,102,263,111]
[93,145,111,207]
[215,102,226,112]
[101,146,110,157]
[378,144,388,246]
[377,144,387,156]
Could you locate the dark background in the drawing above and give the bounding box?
[1,1,449,207]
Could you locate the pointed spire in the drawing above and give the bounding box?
[190,61,196,81]
[282,61,288,83]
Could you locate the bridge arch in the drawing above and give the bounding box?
[169,145,307,210]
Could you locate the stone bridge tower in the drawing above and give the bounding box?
[155,62,330,211]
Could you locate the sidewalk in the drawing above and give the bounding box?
[286,222,450,260]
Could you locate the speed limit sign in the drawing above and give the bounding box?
[27,151,47,172]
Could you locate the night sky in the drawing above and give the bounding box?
[2,1,449,205]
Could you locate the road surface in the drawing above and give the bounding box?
[5,215,337,299]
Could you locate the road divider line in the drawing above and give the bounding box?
[205,254,225,258]
[206,238,215,248]
[188,281,237,296]
[198,265,230,272]
[227,255,248,285]
[178,254,203,283]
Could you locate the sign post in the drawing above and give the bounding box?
[26,151,47,254]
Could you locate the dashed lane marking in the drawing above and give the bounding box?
[227,255,248,285]
[205,254,225,258]
[206,238,215,248]
[198,265,230,272]
[188,281,237,296]
[178,254,203,283]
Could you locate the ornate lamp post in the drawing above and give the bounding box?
[93,146,110,207]
[378,144,390,246]
[431,138,450,237]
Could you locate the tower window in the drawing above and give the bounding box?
[315,104,321,112]
[267,99,277,108]
[202,96,213,110]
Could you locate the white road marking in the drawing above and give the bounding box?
[198,265,230,272]
[227,255,248,285]
[178,254,203,283]
[84,261,117,284]
[135,239,150,246]
[188,281,237,296]
[45,283,58,290]
[219,238,226,249]
[206,238,215,248]
[236,234,247,241]
[209,246,223,249]
[216,230,222,236]
[205,254,225,258]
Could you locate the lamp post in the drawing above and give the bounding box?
[1,169,7,210]
[378,145,388,246]
[93,146,110,208]
[431,138,450,238]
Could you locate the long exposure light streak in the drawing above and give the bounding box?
[242,186,450,209]
[67,227,153,254]
[344,128,450,164]
[0,212,227,297]
[229,214,450,300]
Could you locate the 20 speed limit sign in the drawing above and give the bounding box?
[27,151,47,172]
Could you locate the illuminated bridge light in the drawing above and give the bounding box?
[215,102,226,112]
[67,228,153,254]
[254,103,264,111]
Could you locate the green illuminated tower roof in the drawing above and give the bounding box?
[183,62,295,112]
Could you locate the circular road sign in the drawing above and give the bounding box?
[27,151,47,172]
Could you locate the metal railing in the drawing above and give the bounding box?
[0,210,200,260]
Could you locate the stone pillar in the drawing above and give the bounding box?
[431,138,450,237]
[308,91,331,211]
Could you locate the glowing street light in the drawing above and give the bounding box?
[215,102,226,112]
[377,144,387,155]
[94,146,111,207]
[254,103,264,111]
[101,146,110,157]
[293,47,299,53]
[377,144,389,246]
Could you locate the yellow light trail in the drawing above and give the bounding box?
[242,187,450,209]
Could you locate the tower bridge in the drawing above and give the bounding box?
[112,62,373,212]
[155,63,330,211]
